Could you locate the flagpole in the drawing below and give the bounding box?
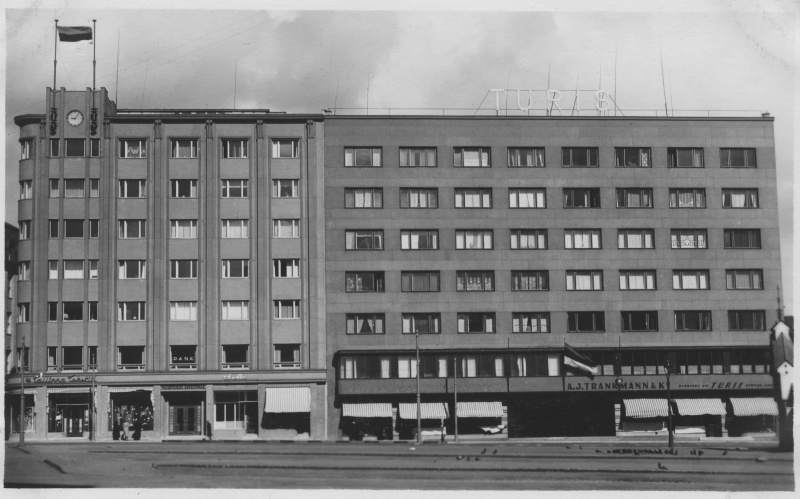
[92,19,97,101]
[53,19,59,91]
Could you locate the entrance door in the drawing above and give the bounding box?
[63,405,87,437]
[171,404,202,435]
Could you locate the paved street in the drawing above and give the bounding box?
[3,440,794,491]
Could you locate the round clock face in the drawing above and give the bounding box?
[66,110,84,126]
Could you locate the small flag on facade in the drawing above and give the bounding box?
[563,342,597,378]
[58,26,93,42]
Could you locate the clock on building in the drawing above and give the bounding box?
[66,110,84,126]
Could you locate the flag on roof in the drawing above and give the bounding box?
[563,342,597,378]
[58,26,93,42]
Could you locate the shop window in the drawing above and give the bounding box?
[669,188,706,208]
[401,271,439,292]
[119,260,146,279]
[170,259,198,279]
[222,219,249,238]
[120,139,147,158]
[402,313,441,334]
[170,219,197,239]
[455,188,492,208]
[347,229,384,250]
[171,139,197,158]
[722,188,759,208]
[400,147,437,167]
[344,147,382,167]
[566,270,603,291]
[457,313,495,334]
[616,188,653,208]
[562,147,598,167]
[512,312,550,333]
[222,179,249,198]
[119,179,145,198]
[345,188,383,208]
[221,259,249,278]
[222,345,249,369]
[273,259,300,278]
[271,179,297,198]
[674,311,712,331]
[615,147,651,167]
[110,391,154,433]
[619,270,656,290]
[400,229,436,250]
[170,179,198,198]
[118,346,145,370]
[65,139,85,157]
[567,312,605,333]
[169,301,197,321]
[272,139,299,158]
[670,229,707,249]
[400,188,438,208]
[118,219,145,238]
[511,270,549,291]
[274,344,301,369]
[62,346,83,372]
[508,147,545,167]
[510,229,547,250]
[345,271,385,292]
[621,311,659,332]
[47,393,90,435]
[455,230,493,249]
[222,301,249,320]
[63,302,83,321]
[118,302,146,321]
[668,147,704,168]
[456,270,494,291]
[346,314,385,335]
[728,310,765,331]
[215,391,258,432]
[725,269,763,290]
[563,188,601,208]
[170,345,197,370]
[272,219,299,238]
[720,148,756,168]
[673,270,710,290]
[64,219,84,238]
[222,139,248,158]
[724,229,761,249]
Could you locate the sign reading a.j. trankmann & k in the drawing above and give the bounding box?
[566,378,773,392]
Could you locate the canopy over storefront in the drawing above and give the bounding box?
[342,403,392,418]
[263,386,310,413]
[673,398,726,416]
[455,401,503,418]
[730,397,779,417]
[623,398,669,418]
[398,402,449,419]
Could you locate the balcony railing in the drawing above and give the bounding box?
[61,364,83,372]
[117,363,145,371]
[222,363,249,370]
[170,364,198,371]
[274,362,301,370]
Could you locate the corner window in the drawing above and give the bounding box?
[720,148,756,168]
[347,230,384,250]
[119,179,146,198]
[401,271,440,292]
[222,219,249,238]
[668,148,704,168]
[171,139,198,158]
[171,179,198,198]
[454,147,490,167]
[728,310,765,331]
[222,301,249,320]
[615,147,650,167]
[563,188,600,208]
[400,147,436,167]
[674,311,712,331]
[508,147,544,167]
[511,270,549,291]
[509,188,546,208]
[400,188,438,208]
[722,189,758,208]
[222,179,249,198]
[346,313,384,334]
[567,312,605,333]
[345,188,383,208]
[616,188,653,208]
[65,139,85,157]
[562,147,598,167]
[669,188,706,208]
[272,139,299,158]
[619,270,656,290]
[402,313,441,334]
[618,229,654,249]
[221,139,248,159]
[672,270,710,290]
[566,270,603,290]
[565,229,601,249]
[725,269,763,290]
[456,271,494,291]
[119,139,147,159]
[455,188,492,208]
[344,147,381,167]
[455,230,493,250]
[670,229,707,249]
[345,272,385,292]
[724,229,760,249]
[621,311,659,332]
[512,313,550,333]
[457,313,495,333]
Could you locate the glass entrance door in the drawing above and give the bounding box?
[62,405,88,437]
[171,404,201,435]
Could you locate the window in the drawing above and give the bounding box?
[456,271,494,291]
[118,220,145,238]
[621,311,659,332]
[400,230,437,250]
[722,188,759,208]
[90,139,100,157]
[508,147,545,167]
[49,179,59,197]
[455,188,492,208]
[673,270,710,290]
[19,180,32,199]
[347,230,384,250]
[669,188,706,208]
[345,272,385,292]
[222,301,249,320]
[272,139,299,158]
[64,220,84,238]
[455,230,493,249]
[50,138,59,157]
[89,179,99,197]
[49,260,58,279]
[19,221,31,240]
[89,260,98,279]
[119,179,145,198]
[346,314,385,334]
[118,302,146,321]
[89,220,99,238]
[62,346,83,371]
[454,147,490,167]
[88,345,97,367]
[724,229,761,249]
[48,346,58,371]
[345,188,383,208]
[63,260,84,279]
[221,179,249,198]
[619,270,656,290]
[510,229,547,250]
[222,219,249,238]
[512,312,550,333]
[562,147,598,167]
[65,139,85,157]
[171,139,197,158]
[728,310,765,331]
[400,147,437,167]
[457,313,495,333]
[62,302,83,321]
[222,139,248,158]
[170,219,197,239]
[397,356,419,378]
[17,303,30,323]
[170,302,197,321]
[118,346,145,370]
[401,271,440,292]
[88,302,98,320]
[222,345,249,369]
[511,353,561,377]
[511,270,549,291]
[344,147,381,167]
[668,148,704,168]
[49,220,59,238]
[170,345,197,370]
[670,229,707,249]
[171,179,198,198]
[509,188,546,208]
[274,344,301,369]
[402,313,441,334]
[272,219,299,238]
[271,179,297,198]
[618,229,655,249]
[222,259,249,278]
[565,229,601,249]
[568,312,605,333]
[273,259,300,278]
[119,139,147,158]
[563,188,601,208]
[18,261,31,281]
[616,188,653,208]
[675,311,712,331]
[171,260,198,279]
[720,148,756,168]
[20,139,34,159]
[726,269,763,290]
[400,188,438,208]
[615,147,651,167]
[566,270,603,290]
[457,355,505,378]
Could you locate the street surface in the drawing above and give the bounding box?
[3,440,794,491]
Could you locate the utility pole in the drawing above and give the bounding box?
[415,331,421,445]
[665,357,674,448]
[19,337,26,445]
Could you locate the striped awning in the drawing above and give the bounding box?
[107,387,152,393]
[674,398,726,416]
[7,388,37,395]
[398,402,449,420]
[342,403,393,418]
[456,401,503,418]
[623,399,669,418]
[730,397,779,417]
[264,386,310,413]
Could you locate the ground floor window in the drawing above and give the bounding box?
[7,395,35,433]
[262,412,310,435]
[214,391,258,432]
[339,416,391,441]
[110,391,154,440]
[727,415,776,436]
[47,393,90,436]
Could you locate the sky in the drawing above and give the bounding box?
[3,0,797,314]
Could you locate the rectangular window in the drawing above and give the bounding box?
[724,229,761,249]
[170,179,198,198]
[50,179,59,198]
[62,346,83,371]
[19,180,33,199]
[566,270,603,290]
[346,313,385,334]
[565,229,602,249]
[400,147,436,167]
[65,139,85,157]
[402,313,441,334]
[455,230,493,249]
[222,345,249,369]
[90,138,100,157]
[221,259,249,278]
[118,220,145,238]
[273,259,300,278]
[171,139,198,158]
[568,312,605,333]
[401,271,440,292]
[119,139,147,158]
[675,311,712,331]
[345,272,385,292]
[400,230,438,250]
[670,229,707,249]
[19,221,31,240]
[170,260,198,279]
[456,271,494,291]
[49,260,58,279]
[64,179,85,198]
[170,346,197,370]
[170,220,197,239]
[89,179,99,197]
[89,260,98,279]
[221,139,248,159]
[728,310,765,331]
[615,147,651,168]
[17,303,30,323]
[512,312,550,333]
[88,302,98,321]
[400,188,438,208]
[616,188,653,208]
[63,303,82,323]
[118,346,145,369]
[89,220,99,238]
[508,147,545,167]
[222,301,249,320]
[118,260,146,279]
[63,260,84,279]
[347,230,384,250]
[720,148,756,168]
[669,188,706,208]
[48,347,57,370]
[221,179,249,198]
[509,188,546,208]
[118,302,146,321]
[344,188,383,208]
[621,311,659,332]
[18,261,31,281]
[510,229,547,250]
[20,139,34,159]
[722,188,759,208]
[668,148,704,168]
[272,139,299,158]
[455,188,492,208]
[510,270,549,291]
[563,188,601,208]
[222,219,249,238]
[344,147,382,167]
[49,220,58,238]
[619,270,656,290]
[672,270,710,290]
[170,301,197,321]
[726,269,763,290]
[64,220,84,238]
[119,179,145,198]
[50,138,59,157]
[272,219,299,238]
[457,313,495,333]
[271,179,297,198]
[562,147,598,167]
[274,344,301,369]
[454,147,490,167]
[618,229,655,249]
[274,300,300,319]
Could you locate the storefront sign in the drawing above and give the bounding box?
[222,373,247,380]
[161,384,206,391]
[20,373,93,385]
[566,378,773,392]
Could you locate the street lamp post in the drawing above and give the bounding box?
[665,358,674,448]
[415,330,421,445]
[453,354,458,443]
[19,337,26,445]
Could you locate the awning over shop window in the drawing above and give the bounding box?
[730,397,779,417]
[264,386,310,413]
[7,388,37,395]
[455,401,503,418]
[342,403,393,418]
[623,399,669,418]
[398,402,449,420]
[107,387,152,393]
[674,398,726,416]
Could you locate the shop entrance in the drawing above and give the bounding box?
[48,393,91,437]
[63,405,88,437]
[165,392,205,436]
